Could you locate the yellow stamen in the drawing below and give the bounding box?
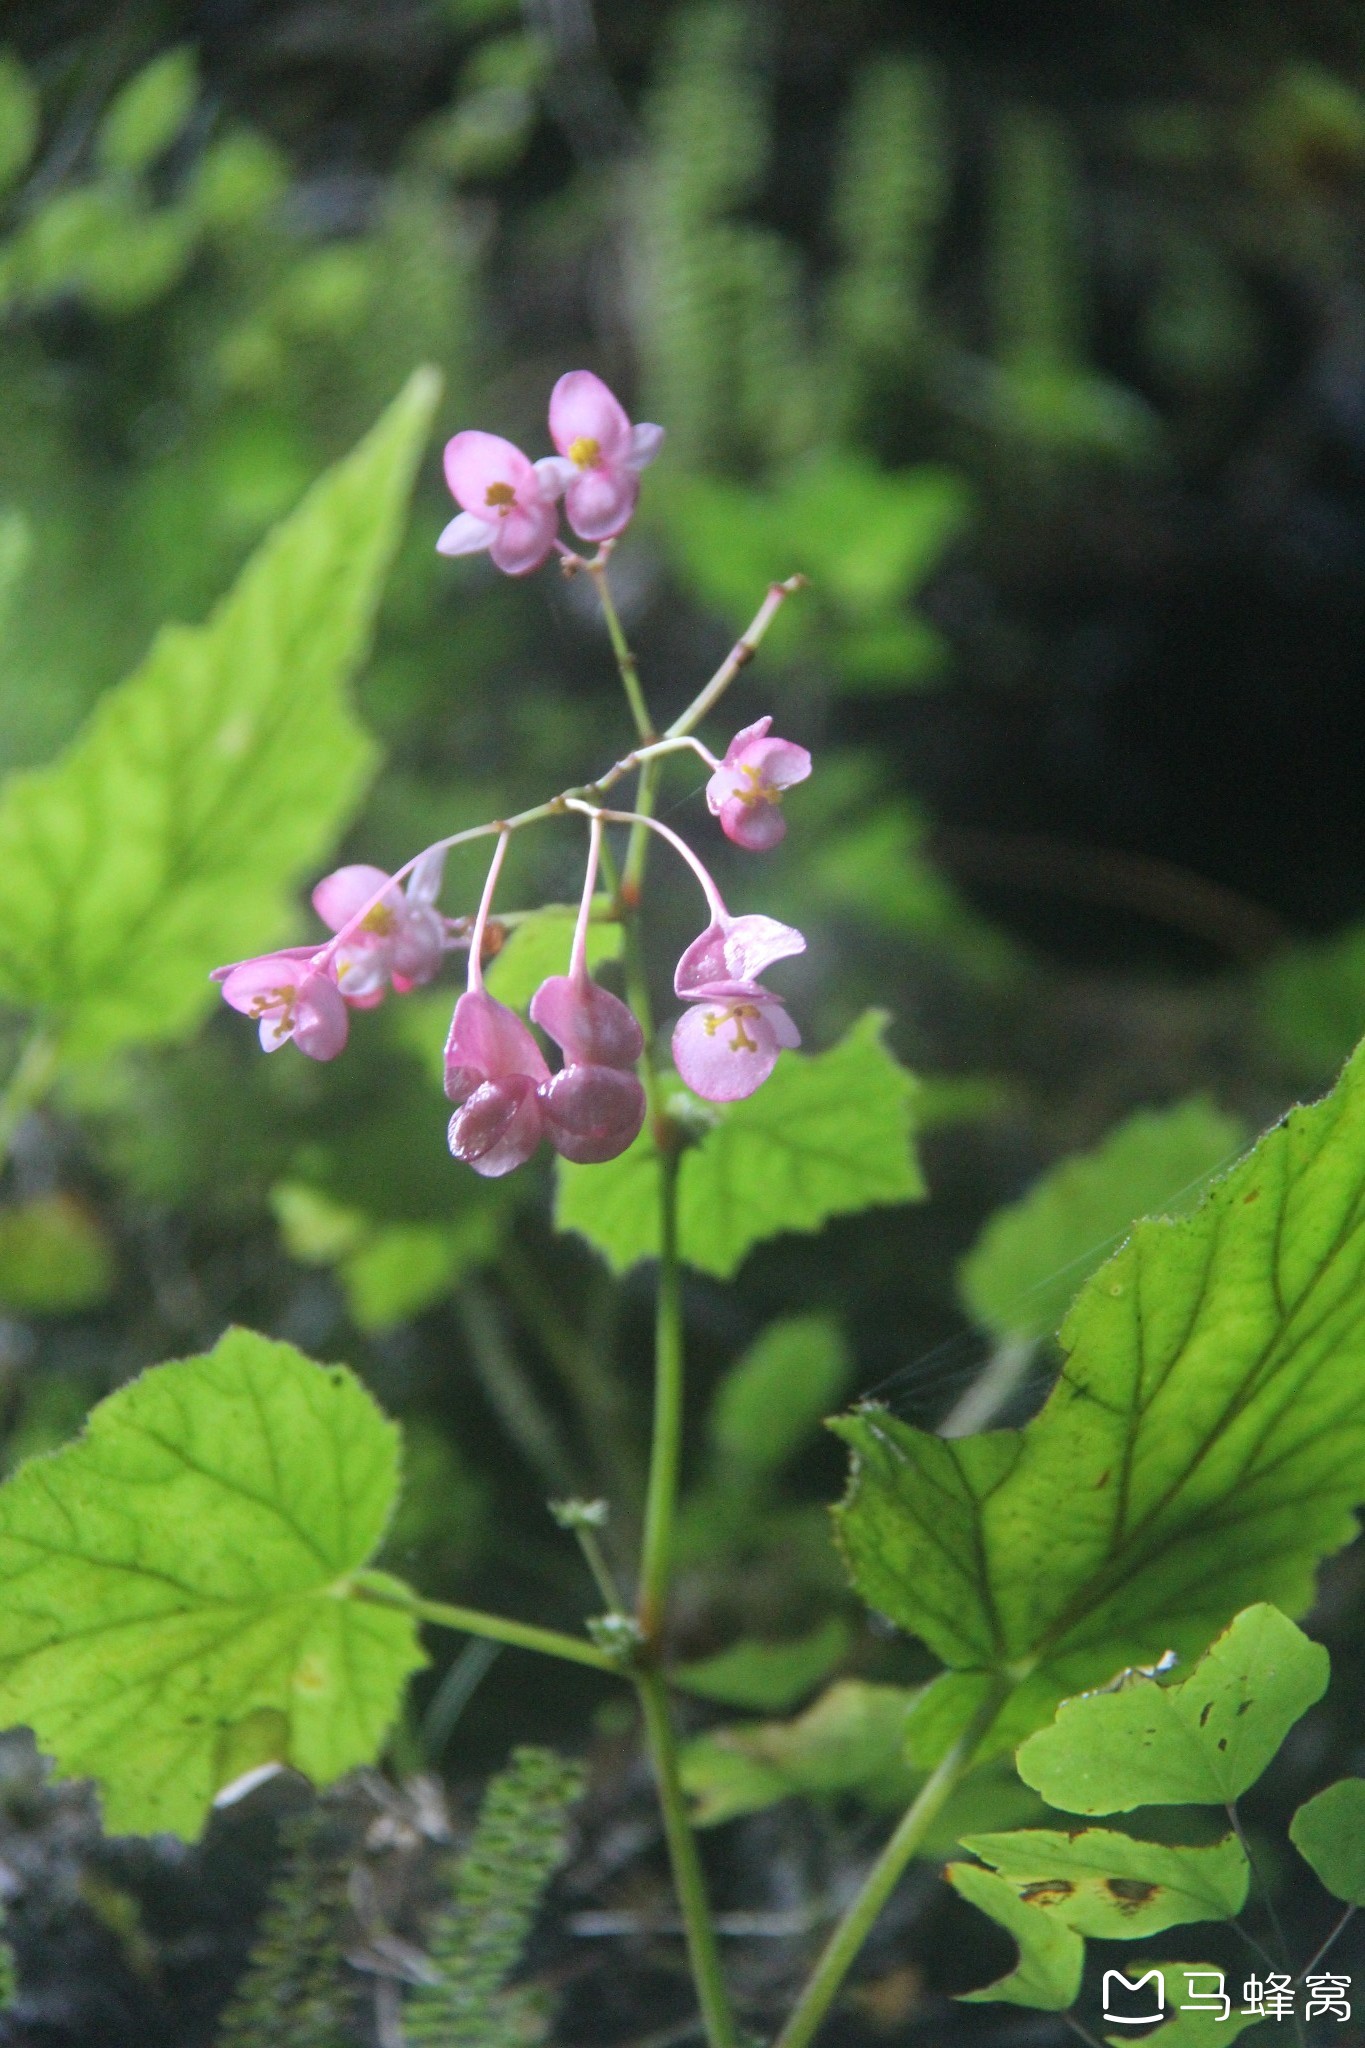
[702,1003,761,1053]
[736,763,777,808]
[568,435,601,470]
[484,481,516,512]
[360,904,396,936]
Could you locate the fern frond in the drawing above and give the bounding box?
[214,1804,357,2048]
[405,1745,584,2048]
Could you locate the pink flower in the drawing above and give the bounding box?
[542,372,664,544]
[313,851,447,1001]
[705,717,812,851]
[671,912,804,1103]
[218,953,349,1061]
[530,970,645,1163]
[444,988,550,1177]
[437,431,565,576]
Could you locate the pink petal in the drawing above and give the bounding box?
[548,371,631,463]
[672,1002,782,1102]
[391,905,444,986]
[740,735,812,792]
[332,947,390,999]
[541,1064,646,1164]
[211,944,318,985]
[534,455,577,497]
[722,717,773,764]
[488,499,559,576]
[312,864,399,934]
[530,974,643,1069]
[721,913,806,983]
[292,973,349,1060]
[405,845,448,907]
[769,1002,801,1049]
[719,793,788,851]
[444,990,550,1103]
[436,511,494,557]
[221,953,307,1016]
[625,422,665,472]
[345,987,386,1010]
[443,431,534,517]
[564,467,639,544]
[674,923,733,998]
[449,1076,544,1177]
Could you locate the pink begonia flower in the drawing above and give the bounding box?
[444,988,550,1178]
[219,953,349,1061]
[437,431,565,576]
[671,911,804,1103]
[542,372,664,544]
[705,717,812,851]
[313,849,447,1001]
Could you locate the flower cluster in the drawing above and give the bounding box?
[437,371,664,576]
[212,371,815,1179]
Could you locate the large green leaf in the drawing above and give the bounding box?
[556,1011,921,1278]
[0,1327,424,1836]
[1289,1778,1365,1903]
[0,370,438,1057]
[959,1099,1246,1344]
[834,1043,1365,1747]
[958,1828,1248,1939]
[1016,1607,1328,1813]
[945,1863,1083,2009]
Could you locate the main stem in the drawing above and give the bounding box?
[588,554,655,742]
[636,1667,741,2048]
[775,1675,1015,2048]
[637,1144,683,1638]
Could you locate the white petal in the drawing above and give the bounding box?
[625,422,665,472]
[436,511,495,557]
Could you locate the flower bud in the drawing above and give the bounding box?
[530,973,643,1071]
[540,1063,646,1164]
[449,1075,545,1177]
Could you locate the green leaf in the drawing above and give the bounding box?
[708,1314,852,1476]
[832,1036,1365,1741]
[96,48,198,176]
[0,1194,115,1314]
[0,51,39,197]
[484,908,622,1011]
[958,1828,1248,1938]
[959,1099,1246,1344]
[680,1680,919,1826]
[1289,1778,1365,1903]
[556,1012,921,1278]
[1016,1607,1329,1814]
[672,1619,850,1711]
[0,370,438,1058]
[945,1862,1084,2009]
[0,1327,425,1836]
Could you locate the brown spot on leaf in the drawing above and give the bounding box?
[1217,1736,1228,1750]
[1106,1879,1160,1912]
[1093,1469,1112,1488]
[1199,1702,1213,1726]
[1020,1880,1075,1907]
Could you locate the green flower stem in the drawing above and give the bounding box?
[775,1672,1016,2048]
[0,1028,59,1176]
[623,755,660,904]
[637,1141,683,1640]
[351,1572,619,1675]
[586,550,655,741]
[635,1667,741,2048]
[666,574,807,739]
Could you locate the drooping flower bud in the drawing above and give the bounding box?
[540,1063,646,1164]
[705,717,811,851]
[449,1075,545,1178]
[529,973,643,1070]
[444,989,549,1104]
